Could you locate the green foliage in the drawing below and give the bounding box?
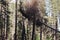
[36,34,40,40]
[46,35,51,40]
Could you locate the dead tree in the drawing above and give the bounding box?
[19,0,47,40]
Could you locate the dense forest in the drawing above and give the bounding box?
[0,0,60,40]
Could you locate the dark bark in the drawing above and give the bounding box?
[55,21,57,40]
[31,14,36,40]
[40,26,42,40]
[14,0,17,40]
[21,21,26,40]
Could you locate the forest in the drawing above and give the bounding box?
[0,0,60,40]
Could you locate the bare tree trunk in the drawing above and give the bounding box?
[7,3,15,40]
[31,14,36,40]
